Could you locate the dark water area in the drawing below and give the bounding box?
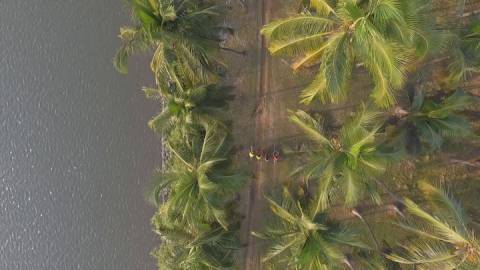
[0,1,160,269]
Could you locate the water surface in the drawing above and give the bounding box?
[0,1,160,269]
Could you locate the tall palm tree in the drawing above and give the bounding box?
[253,188,369,270]
[144,81,234,136]
[387,90,476,153]
[387,181,480,269]
[147,123,245,229]
[289,106,396,212]
[261,0,432,107]
[114,0,225,84]
[151,212,239,270]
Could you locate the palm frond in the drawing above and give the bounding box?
[354,20,406,107]
[369,0,405,31]
[299,71,327,104]
[148,109,173,134]
[113,27,151,73]
[256,190,366,268]
[157,0,177,22]
[288,110,332,148]
[418,181,469,235]
[343,169,361,207]
[313,161,335,213]
[386,240,459,267]
[403,198,468,244]
[427,91,475,118]
[268,32,332,56]
[261,15,333,40]
[132,0,160,26]
[320,33,353,103]
[310,0,335,15]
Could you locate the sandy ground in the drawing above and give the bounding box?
[220,1,306,268]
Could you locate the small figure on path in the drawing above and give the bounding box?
[264,152,270,162]
[255,151,262,161]
[248,145,282,163]
[248,146,255,159]
[272,150,280,163]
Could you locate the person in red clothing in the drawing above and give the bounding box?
[272,150,280,163]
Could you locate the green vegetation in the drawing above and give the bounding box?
[255,0,480,269]
[150,123,245,229]
[146,82,234,137]
[387,181,480,269]
[386,90,475,153]
[115,0,480,269]
[447,22,480,85]
[151,213,240,269]
[114,0,226,83]
[115,0,246,269]
[262,0,432,107]
[253,188,369,269]
[289,106,395,210]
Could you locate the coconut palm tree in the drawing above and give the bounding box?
[147,123,245,229]
[289,106,397,212]
[387,181,480,269]
[253,188,369,270]
[151,212,240,270]
[387,90,476,153]
[447,21,480,86]
[144,80,234,136]
[261,0,432,107]
[142,42,235,136]
[114,0,226,84]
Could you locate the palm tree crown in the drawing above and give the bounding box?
[114,0,224,84]
[253,188,368,269]
[149,123,245,229]
[151,213,239,270]
[145,81,234,136]
[387,181,480,269]
[388,90,476,152]
[289,106,394,211]
[262,0,431,107]
[447,21,480,85]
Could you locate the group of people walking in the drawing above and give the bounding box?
[248,146,280,163]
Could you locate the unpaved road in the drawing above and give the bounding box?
[242,0,273,269]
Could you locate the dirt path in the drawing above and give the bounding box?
[240,1,310,268]
[242,0,271,269]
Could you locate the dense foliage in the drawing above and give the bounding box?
[387,181,480,269]
[253,188,369,269]
[114,0,226,83]
[115,0,479,269]
[256,0,480,269]
[289,106,396,210]
[262,0,433,107]
[115,0,246,269]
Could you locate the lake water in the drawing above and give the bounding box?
[0,1,160,269]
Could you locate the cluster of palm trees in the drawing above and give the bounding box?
[256,0,480,269]
[114,0,246,269]
[114,0,479,269]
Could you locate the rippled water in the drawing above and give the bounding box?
[0,1,160,269]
